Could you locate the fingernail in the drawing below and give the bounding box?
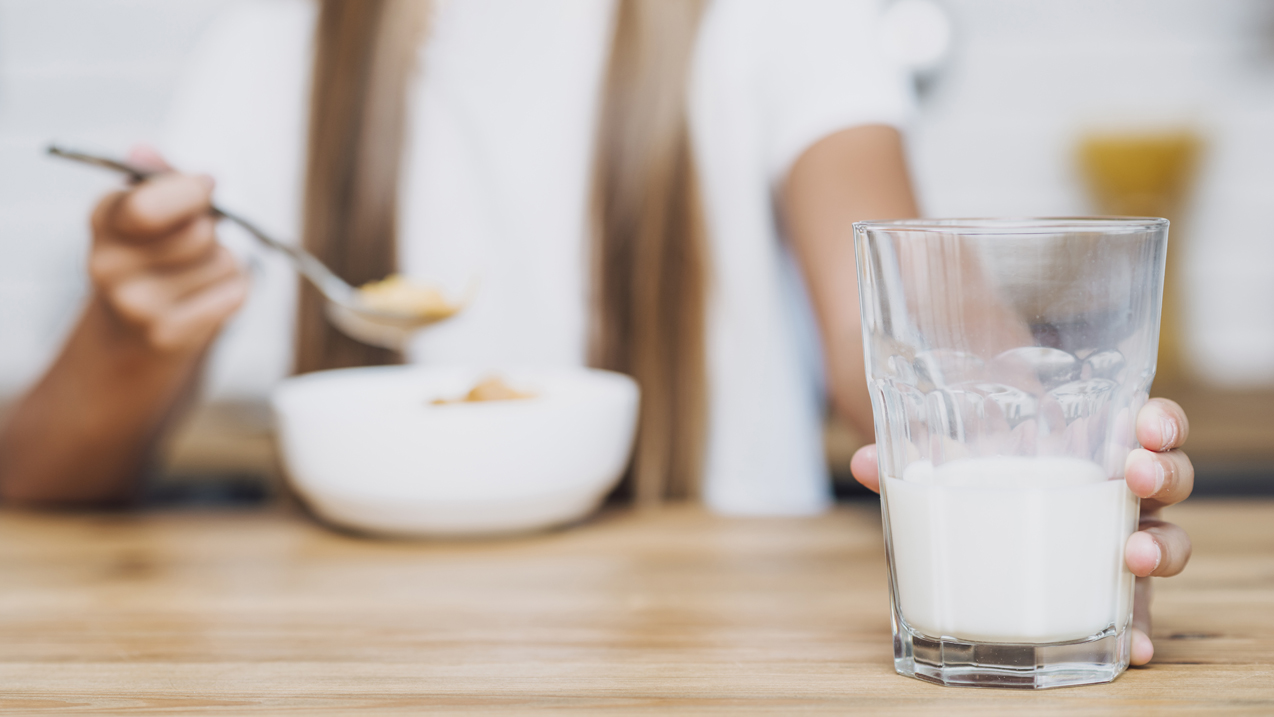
[1152,459,1166,495]
[1152,541,1163,572]
[197,174,216,192]
[1158,415,1176,451]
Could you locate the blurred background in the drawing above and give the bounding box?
[0,0,1271,498]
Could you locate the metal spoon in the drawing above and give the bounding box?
[47,145,461,348]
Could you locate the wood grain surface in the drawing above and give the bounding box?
[0,499,1270,714]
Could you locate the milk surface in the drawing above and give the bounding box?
[884,456,1138,644]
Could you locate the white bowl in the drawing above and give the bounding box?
[272,365,639,537]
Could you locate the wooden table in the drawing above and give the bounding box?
[0,500,1271,714]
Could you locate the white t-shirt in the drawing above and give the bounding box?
[163,0,912,515]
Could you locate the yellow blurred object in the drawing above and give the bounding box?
[357,274,462,321]
[1078,130,1202,389]
[431,376,536,405]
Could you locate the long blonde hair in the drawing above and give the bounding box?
[299,0,709,502]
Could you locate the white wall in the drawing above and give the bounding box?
[0,0,1271,397]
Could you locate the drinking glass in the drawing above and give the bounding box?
[853,218,1168,689]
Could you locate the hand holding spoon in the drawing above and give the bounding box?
[47,145,464,348]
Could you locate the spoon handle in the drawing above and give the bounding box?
[210,206,355,303]
[47,146,152,182]
[46,145,357,304]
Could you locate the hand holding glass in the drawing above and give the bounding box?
[854,218,1168,689]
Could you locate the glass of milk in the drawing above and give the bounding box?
[853,218,1168,689]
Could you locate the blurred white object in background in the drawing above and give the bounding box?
[272,365,639,537]
[879,0,952,74]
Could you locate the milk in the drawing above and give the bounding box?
[883,456,1138,644]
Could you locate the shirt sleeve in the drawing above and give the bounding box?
[758,0,916,183]
[160,0,313,223]
[157,0,314,400]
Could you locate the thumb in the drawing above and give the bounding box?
[850,444,881,493]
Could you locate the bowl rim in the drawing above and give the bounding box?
[272,364,640,411]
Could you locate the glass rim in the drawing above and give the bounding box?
[854,217,1169,235]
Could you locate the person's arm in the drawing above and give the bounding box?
[780,124,919,436]
[0,150,247,505]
